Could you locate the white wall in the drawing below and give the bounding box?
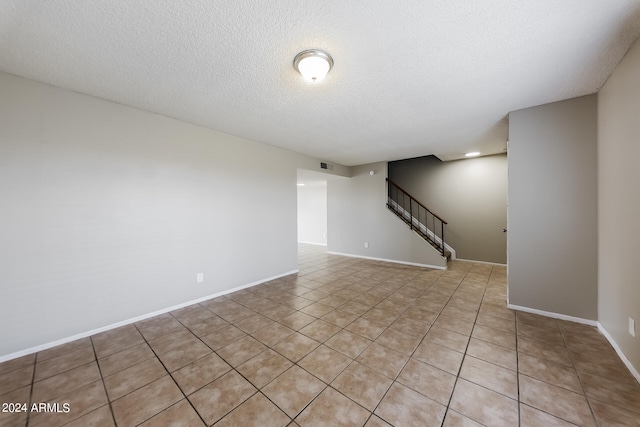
[389,154,508,264]
[327,163,447,268]
[297,183,327,245]
[508,95,598,320]
[598,38,640,374]
[0,72,349,358]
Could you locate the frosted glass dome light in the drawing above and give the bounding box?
[294,49,334,82]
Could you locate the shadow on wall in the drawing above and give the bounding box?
[388,154,507,264]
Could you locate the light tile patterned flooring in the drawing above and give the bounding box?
[1,244,639,426]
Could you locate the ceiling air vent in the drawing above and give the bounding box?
[320,162,334,170]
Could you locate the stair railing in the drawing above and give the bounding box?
[386,178,448,257]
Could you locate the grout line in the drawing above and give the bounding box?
[132,320,211,427]
[514,294,521,427]
[176,307,300,424]
[354,271,443,421]
[558,322,600,427]
[275,258,441,423]
[517,317,597,425]
[193,274,354,424]
[488,260,522,427]
[89,337,118,427]
[441,262,491,426]
[24,355,37,427]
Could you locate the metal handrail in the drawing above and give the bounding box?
[386,179,447,224]
[386,178,448,257]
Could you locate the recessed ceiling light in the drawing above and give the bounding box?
[293,49,333,82]
[465,152,481,158]
[297,183,305,186]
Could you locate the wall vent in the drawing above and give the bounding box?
[320,162,334,170]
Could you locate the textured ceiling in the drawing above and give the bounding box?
[2,1,640,166]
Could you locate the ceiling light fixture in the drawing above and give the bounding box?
[465,152,481,158]
[293,49,334,82]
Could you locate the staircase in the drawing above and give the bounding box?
[386,179,452,260]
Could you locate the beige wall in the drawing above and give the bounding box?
[0,72,348,359]
[327,163,447,268]
[508,95,598,320]
[388,154,507,264]
[598,38,640,373]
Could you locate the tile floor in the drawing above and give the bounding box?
[1,244,639,426]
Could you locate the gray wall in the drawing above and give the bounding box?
[388,154,507,264]
[297,183,327,245]
[508,95,598,320]
[598,38,640,373]
[0,72,349,358]
[327,163,447,268]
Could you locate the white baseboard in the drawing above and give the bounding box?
[0,269,298,363]
[297,241,327,246]
[456,258,507,267]
[327,251,446,270]
[597,323,640,384]
[507,304,598,326]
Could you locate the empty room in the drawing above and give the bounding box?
[1,1,640,426]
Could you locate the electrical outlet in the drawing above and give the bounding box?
[630,318,636,338]
[364,242,369,248]
[196,273,204,284]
